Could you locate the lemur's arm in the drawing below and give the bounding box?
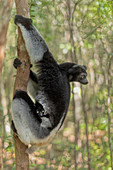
[13,58,38,83]
[13,58,38,99]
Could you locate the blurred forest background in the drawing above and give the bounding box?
[0,0,113,169]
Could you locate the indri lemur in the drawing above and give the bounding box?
[12,15,88,154]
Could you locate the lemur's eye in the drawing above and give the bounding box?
[81,75,85,79]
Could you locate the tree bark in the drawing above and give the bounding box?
[0,0,13,78]
[0,1,13,169]
[0,138,2,170]
[14,0,30,169]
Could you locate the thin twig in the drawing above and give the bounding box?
[72,0,82,21]
[107,56,113,170]
[72,83,78,170]
[81,86,91,170]
[83,25,101,39]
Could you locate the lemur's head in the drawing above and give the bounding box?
[14,15,33,30]
[68,64,88,85]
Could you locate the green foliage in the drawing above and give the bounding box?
[1,0,113,169]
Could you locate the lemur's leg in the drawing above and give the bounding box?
[12,91,52,146]
[13,58,45,117]
[14,15,48,64]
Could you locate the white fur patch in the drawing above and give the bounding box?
[27,78,38,100]
[12,98,65,146]
[12,99,32,145]
[35,90,52,113]
[18,24,48,64]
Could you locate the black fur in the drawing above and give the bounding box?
[13,90,42,123]
[12,15,88,150]
[14,15,33,30]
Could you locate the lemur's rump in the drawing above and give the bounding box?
[12,15,88,154]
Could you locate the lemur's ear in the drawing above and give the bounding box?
[68,65,86,74]
[83,65,87,70]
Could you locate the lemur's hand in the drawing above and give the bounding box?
[13,58,22,69]
[13,58,32,69]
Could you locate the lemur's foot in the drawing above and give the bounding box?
[13,58,22,69]
[14,15,32,27]
[36,110,45,117]
[25,145,38,154]
[35,102,45,117]
[35,102,49,118]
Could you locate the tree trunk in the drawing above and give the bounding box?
[0,138,2,170]
[0,1,13,169]
[0,0,13,78]
[14,0,30,169]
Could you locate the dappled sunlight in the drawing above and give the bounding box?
[0,0,113,169]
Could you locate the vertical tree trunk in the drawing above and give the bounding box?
[14,0,30,169]
[0,0,13,78]
[0,138,2,170]
[0,1,13,169]
[107,56,113,170]
[66,0,79,168]
[81,88,91,170]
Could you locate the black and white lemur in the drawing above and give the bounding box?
[12,15,88,154]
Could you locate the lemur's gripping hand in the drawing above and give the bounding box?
[13,58,22,69]
[68,65,88,84]
[13,58,32,69]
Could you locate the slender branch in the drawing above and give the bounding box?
[107,56,113,170]
[0,138,2,170]
[65,1,80,169]
[83,25,101,39]
[72,0,82,21]
[0,0,13,78]
[111,0,113,17]
[66,0,77,63]
[13,0,30,169]
[81,86,91,170]
[72,83,78,170]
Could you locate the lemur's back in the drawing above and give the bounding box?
[36,50,70,128]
